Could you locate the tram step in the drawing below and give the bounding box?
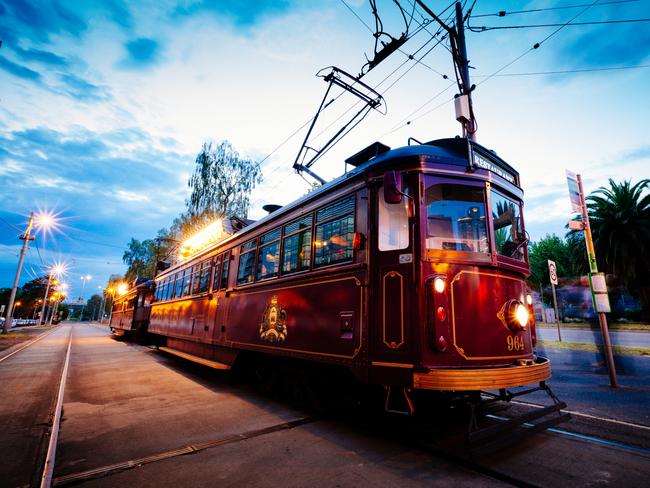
[158,346,232,370]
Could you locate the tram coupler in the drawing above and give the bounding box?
[384,386,415,416]
[465,382,570,455]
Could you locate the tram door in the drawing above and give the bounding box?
[370,180,415,365]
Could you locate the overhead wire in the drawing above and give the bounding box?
[471,0,640,18]
[470,18,650,31]
[474,64,650,77]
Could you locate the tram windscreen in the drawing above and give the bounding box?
[425,182,489,254]
[491,190,525,261]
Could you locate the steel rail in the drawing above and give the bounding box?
[52,416,316,486]
[510,399,650,432]
[486,414,650,456]
[0,326,60,363]
[40,326,73,488]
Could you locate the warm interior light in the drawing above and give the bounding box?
[526,294,533,306]
[515,303,529,327]
[436,306,446,321]
[434,277,446,293]
[117,283,129,296]
[179,219,230,260]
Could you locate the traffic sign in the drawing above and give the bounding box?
[547,259,558,285]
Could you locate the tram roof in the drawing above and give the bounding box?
[164,137,519,270]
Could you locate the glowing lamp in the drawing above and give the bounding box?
[514,303,529,328]
[179,219,229,260]
[117,283,129,296]
[434,277,446,294]
[526,294,533,306]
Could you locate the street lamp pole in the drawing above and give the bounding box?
[3,212,35,333]
[39,273,54,326]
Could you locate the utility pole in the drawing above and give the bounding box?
[567,171,617,387]
[4,212,35,333]
[39,273,54,326]
[415,1,477,140]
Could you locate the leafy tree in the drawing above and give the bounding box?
[564,230,589,278]
[587,178,650,317]
[527,234,574,288]
[185,141,262,229]
[122,229,176,281]
[85,294,104,321]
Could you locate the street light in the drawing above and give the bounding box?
[4,211,59,333]
[79,275,92,321]
[39,261,67,325]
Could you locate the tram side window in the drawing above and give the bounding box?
[221,252,230,289]
[190,264,201,295]
[378,185,409,251]
[314,195,355,268]
[211,256,221,291]
[237,240,257,285]
[165,277,173,300]
[491,191,525,261]
[282,216,312,274]
[257,229,281,280]
[425,181,489,254]
[174,271,184,298]
[199,260,211,292]
[182,269,192,296]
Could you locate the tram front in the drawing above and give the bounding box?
[411,139,552,392]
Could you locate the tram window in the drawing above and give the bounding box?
[174,271,184,298]
[190,264,201,295]
[378,185,409,251]
[220,252,230,289]
[165,277,172,300]
[314,214,355,267]
[212,256,221,291]
[491,191,525,261]
[257,232,280,281]
[182,270,192,296]
[283,216,312,274]
[425,182,489,254]
[238,241,256,285]
[198,260,211,292]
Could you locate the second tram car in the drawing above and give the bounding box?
[146,137,565,430]
[109,279,155,340]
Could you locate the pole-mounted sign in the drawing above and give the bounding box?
[547,260,558,285]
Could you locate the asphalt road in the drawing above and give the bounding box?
[537,326,650,347]
[1,323,649,488]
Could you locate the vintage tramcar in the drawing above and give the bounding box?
[109,279,155,340]
[148,137,565,427]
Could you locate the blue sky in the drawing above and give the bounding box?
[1,0,649,298]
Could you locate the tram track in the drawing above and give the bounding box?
[0,325,61,363]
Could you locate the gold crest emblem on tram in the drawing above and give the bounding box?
[259,295,288,343]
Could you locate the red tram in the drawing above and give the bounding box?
[146,137,565,427]
[109,279,155,341]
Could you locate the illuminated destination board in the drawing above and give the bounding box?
[472,151,516,184]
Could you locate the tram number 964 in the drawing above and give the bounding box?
[507,335,525,351]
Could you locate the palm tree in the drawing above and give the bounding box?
[587,179,650,318]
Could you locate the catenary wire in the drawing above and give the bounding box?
[473,64,650,77]
[470,18,650,31]
[471,0,640,18]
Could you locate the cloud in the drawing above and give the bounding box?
[14,46,69,66]
[173,0,292,26]
[0,56,42,81]
[1,0,86,43]
[622,146,650,162]
[119,38,161,69]
[57,73,112,102]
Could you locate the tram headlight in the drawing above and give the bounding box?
[515,303,529,328]
[526,294,533,306]
[434,277,446,294]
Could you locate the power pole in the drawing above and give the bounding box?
[415,1,477,140]
[4,212,35,333]
[39,273,54,326]
[578,174,618,387]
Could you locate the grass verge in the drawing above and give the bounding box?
[538,339,650,357]
[536,322,649,332]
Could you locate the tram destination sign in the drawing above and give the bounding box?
[471,151,515,184]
